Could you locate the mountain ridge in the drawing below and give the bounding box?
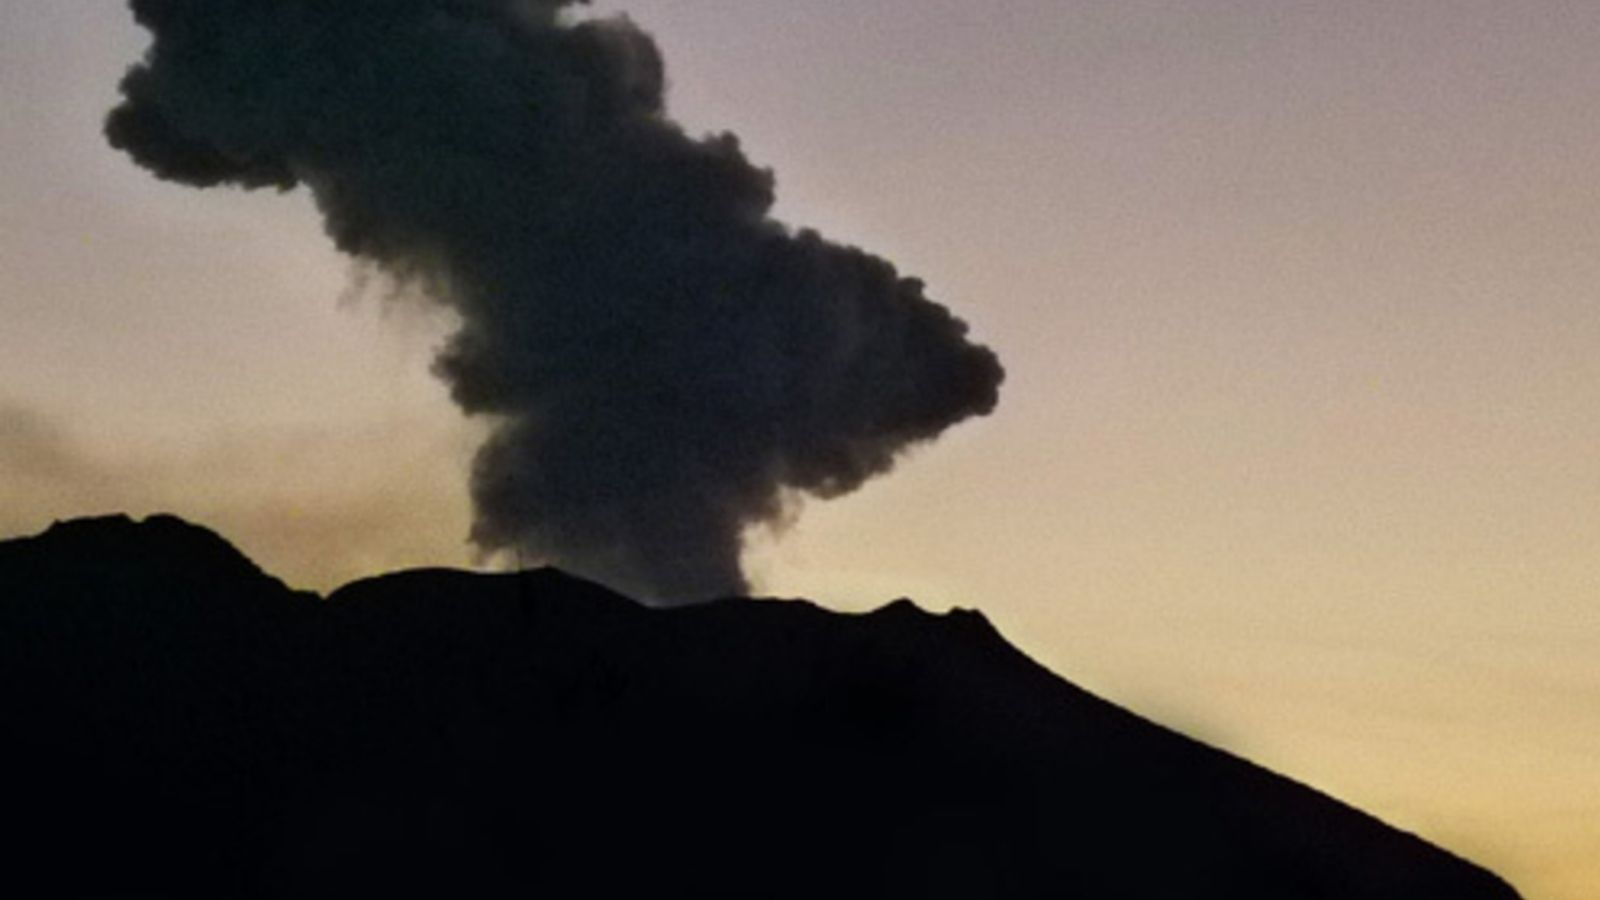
[0,513,1522,898]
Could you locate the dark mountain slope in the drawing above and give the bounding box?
[0,514,1520,898]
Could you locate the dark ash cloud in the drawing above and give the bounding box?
[106,0,1003,603]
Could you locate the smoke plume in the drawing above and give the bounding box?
[107,0,1003,603]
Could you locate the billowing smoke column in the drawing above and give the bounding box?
[107,0,1004,603]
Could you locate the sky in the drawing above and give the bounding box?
[2,1,1597,896]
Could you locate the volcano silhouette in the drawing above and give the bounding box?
[0,514,1520,898]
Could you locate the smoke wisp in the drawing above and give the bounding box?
[107,0,1003,603]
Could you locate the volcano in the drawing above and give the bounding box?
[0,514,1519,898]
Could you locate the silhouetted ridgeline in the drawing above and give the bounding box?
[0,514,1519,898]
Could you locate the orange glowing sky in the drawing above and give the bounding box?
[2,3,1597,896]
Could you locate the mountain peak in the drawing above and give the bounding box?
[0,514,1522,899]
[26,512,281,586]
